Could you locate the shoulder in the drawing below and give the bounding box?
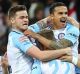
[66,23,79,35]
[28,23,40,33]
[9,31,22,39]
[8,31,26,45]
[66,23,79,30]
[66,23,79,32]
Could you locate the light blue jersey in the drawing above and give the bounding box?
[7,29,34,74]
[75,66,80,74]
[29,23,79,74]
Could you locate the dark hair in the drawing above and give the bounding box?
[8,5,27,19]
[49,2,66,14]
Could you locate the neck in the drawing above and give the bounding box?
[52,23,66,30]
[52,23,60,30]
[12,27,26,33]
[52,26,62,30]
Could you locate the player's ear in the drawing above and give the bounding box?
[50,14,54,20]
[10,17,15,24]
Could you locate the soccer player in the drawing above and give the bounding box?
[7,5,71,74]
[24,2,79,74]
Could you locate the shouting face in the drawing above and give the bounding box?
[50,6,68,29]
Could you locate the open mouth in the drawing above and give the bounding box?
[23,24,27,26]
[60,17,67,23]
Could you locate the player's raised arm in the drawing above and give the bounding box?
[36,16,52,29]
[24,30,73,50]
[67,17,79,29]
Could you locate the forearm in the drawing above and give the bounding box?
[27,45,70,62]
[43,49,65,61]
[35,34,52,49]
[38,49,68,62]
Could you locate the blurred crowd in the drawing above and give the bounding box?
[0,0,80,55]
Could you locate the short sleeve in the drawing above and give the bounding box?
[64,24,79,44]
[12,33,33,53]
[28,23,41,33]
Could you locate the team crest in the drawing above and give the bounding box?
[58,33,65,39]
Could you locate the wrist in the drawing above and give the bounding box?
[72,56,78,65]
[35,34,41,39]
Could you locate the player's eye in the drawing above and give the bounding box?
[59,12,63,15]
[65,12,68,15]
[19,16,25,19]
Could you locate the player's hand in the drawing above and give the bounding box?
[59,55,72,63]
[37,16,52,27]
[0,53,8,69]
[24,30,39,38]
[67,17,75,22]
[64,47,72,56]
